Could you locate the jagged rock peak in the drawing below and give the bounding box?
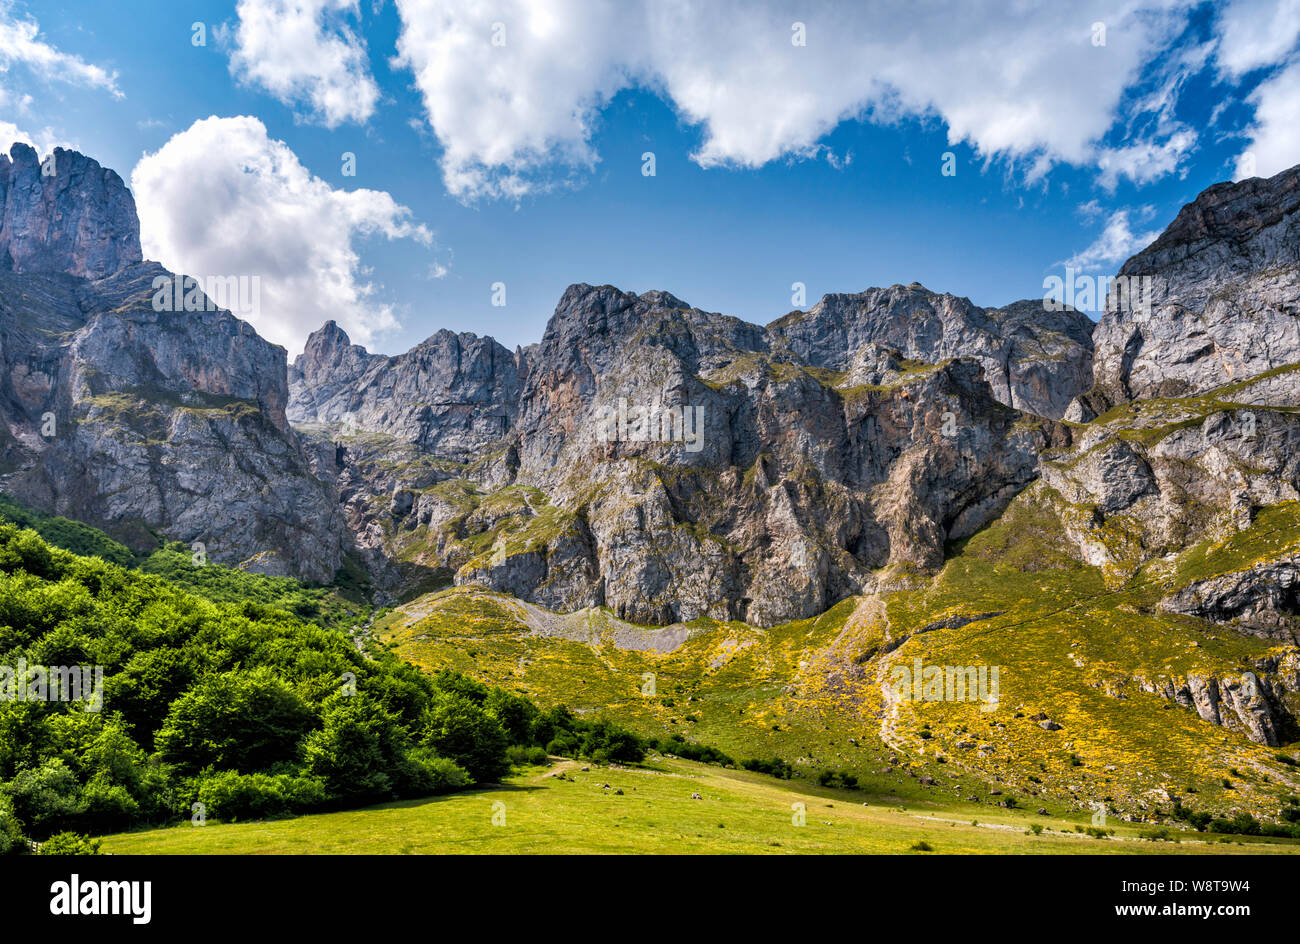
[543,283,694,338]
[768,282,1094,419]
[1122,162,1300,267]
[0,142,142,279]
[1083,161,1300,412]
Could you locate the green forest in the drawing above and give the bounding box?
[0,496,651,853]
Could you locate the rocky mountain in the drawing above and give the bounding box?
[289,280,1085,625]
[5,139,1300,814]
[0,143,143,279]
[769,285,1094,419]
[1080,164,1300,416]
[0,143,345,580]
[4,138,1299,648]
[289,320,525,461]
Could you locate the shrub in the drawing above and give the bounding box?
[193,770,327,821]
[506,745,549,767]
[37,832,102,855]
[302,696,403,803]
[78,780,140,834]
[404,748,472,794]
[154,668,316,775]
[742,757,793,779]
[0,795,26,854]
[546,734,580,758]
[577,717,645,764]
[420,692,510,782]
[4,759,85,837]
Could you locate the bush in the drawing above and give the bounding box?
[506,745,549,767]
[742,757,793,779]
[4,759,85,838]
[420,693,510,782]
[78,780,140,834]
[302,695,412,803]
[577,717,645,764]
[154,668,317,775]
[0,795,26,854]
[403,748,472,794]
[648,734,733,767]
[193,770,327,821]
[37,832,102,855]
[545,734,580,758]
[1138,827,1178,842]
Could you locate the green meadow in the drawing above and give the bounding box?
[101,757,1300,855]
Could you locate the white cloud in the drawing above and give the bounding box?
[1214,0,1300,78]
[0,1,121,96]
[0,120,32,149]
[0,120,67,156]
[131,116,431,355]
[393,0,1193,199]
[1094,128,1197,190]
[227,0,379,127]
[1234,58,1300,178]
[1063,208,1162,270]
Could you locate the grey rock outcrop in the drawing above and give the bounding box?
[300,282,1063,625]
[768,284,1094,419]
[289,321,524,462]
[1084,163,1300,412]
[1160,554,1300,644]
[0,143,142,279]
[0,143,346,581]
[1138,664,1297,747]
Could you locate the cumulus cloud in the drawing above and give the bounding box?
[227,0,380,127]
[1214,0,1300,78]
[1094,128,1197,190]
[0,1,121,95]
[392,0,1192,199]
[0,120,31,149]
[131,116,431,355]
[0,117,67,156]
[1234,58,1300,178]
[1063,208,1162,270]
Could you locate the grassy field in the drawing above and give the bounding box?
[100,757,1300,855]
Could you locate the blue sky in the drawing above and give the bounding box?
[2,0,1299,356]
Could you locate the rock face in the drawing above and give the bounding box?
[1160,555,1300,644]
[289,320,524,461]
[1138,661,1298,747]
[0,144,143,279]
[1083,163,1300,414]
[1033,164,1300,602]
[0,143,345,581]
[295,282,1067,625]
[768,284,1094,420]
[1040,402,1300,579]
